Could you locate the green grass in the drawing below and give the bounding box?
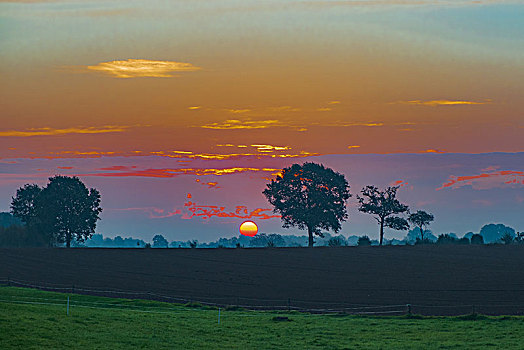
[1,287,523,349]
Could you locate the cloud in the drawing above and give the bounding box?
[316,108,332,112]
[394,99,491,107]
[226,109,251,114]
[268,106,301,112]
[436,170,524,190]
[198,119,384,130]
[0,125,130,137]
[422,149,446,153]
[250,144,291,152]
[86,59,201,78]
[188,106,202,110]
[347,145,360,149]
[85,166,282,178]
[199,119,282,130]
[301,1,517,8]
[182,197,280,220]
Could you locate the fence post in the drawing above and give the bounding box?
[218,308,221,325]
[67,296,70,316]
[407,304,412,315]
[288,298,291,312]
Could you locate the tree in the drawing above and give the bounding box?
[357,186,409,245]
[479,224,515,243]
[436,234,458,245]
[263,162,351,247]
[357,236,372,246]
[408,210,434,241]
[470,234,484,245]
[11,176,102,248]
[10,184,42,225]
[152,234,169,248]
[500,231,514,245]
[328,235,347,247]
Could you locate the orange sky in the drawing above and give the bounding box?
[0,0,523,241]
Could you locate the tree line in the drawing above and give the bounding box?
[2,163,522,248]
[264,162,439,247]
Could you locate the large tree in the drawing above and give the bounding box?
[408,210,434,241]
[357,185,409,245]
[10,184,42,225]
[11,176,102,248]
[263,162,351,247]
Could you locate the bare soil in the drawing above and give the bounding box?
[1,245,523,315]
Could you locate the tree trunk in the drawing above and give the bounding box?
[307,226,314,248]
[419,226,424,241]
[379,219,384,246]
[66,230,71,248]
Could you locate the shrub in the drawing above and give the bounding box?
[470,234,484,245]
[328,236,347,247]
[500,232,515,245]
[357,236,372,246]
[436,234,458,245]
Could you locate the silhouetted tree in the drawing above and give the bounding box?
[500,231,514,245]
[357,236,372,246]
[479,223,515,243]
[152,234,168,248]
[11,176,102,247]
[263,162,351,247]
[408,210,434,241]
[436,234,458,245]
[328,235,347,247]
[0,212,23,228]
[10,184,42,225]
[188,240,198,248]
[357,186,409,245]
[470,234,484,245]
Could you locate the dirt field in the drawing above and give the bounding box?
[1,245,524,315]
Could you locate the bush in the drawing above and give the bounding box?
[328,236,347,247]
[357,236,372,246]
[470,234,484,245]
[500,232,515,245]
[436,234,458,245]
[415,237,434,245]
[0,225,47,247]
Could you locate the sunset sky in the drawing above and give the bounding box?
[1,0,523,242]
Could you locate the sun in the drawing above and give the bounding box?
[239,221,258,237]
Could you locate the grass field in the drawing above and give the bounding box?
[1,287,523,349]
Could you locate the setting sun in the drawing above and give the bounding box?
[239,221,258,237]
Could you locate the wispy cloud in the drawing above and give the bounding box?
[199,119,281,130]
[436,170,524,191]
[85,59,201,78]
[84,166,282,178]
[422,149,446,153]
[0,125,129,137]
[394,99,491,107]
[226,109,251,114]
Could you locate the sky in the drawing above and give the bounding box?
[1,0,523,242]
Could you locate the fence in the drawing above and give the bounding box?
[1,277,523,316]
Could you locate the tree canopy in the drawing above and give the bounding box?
[408,210,434,241]
[263,162,351,247]
[11,176,102,247]
[357,185,409,245]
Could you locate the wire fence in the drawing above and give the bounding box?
[1,277,523,316]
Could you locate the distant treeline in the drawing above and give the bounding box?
[2,212,520,248]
